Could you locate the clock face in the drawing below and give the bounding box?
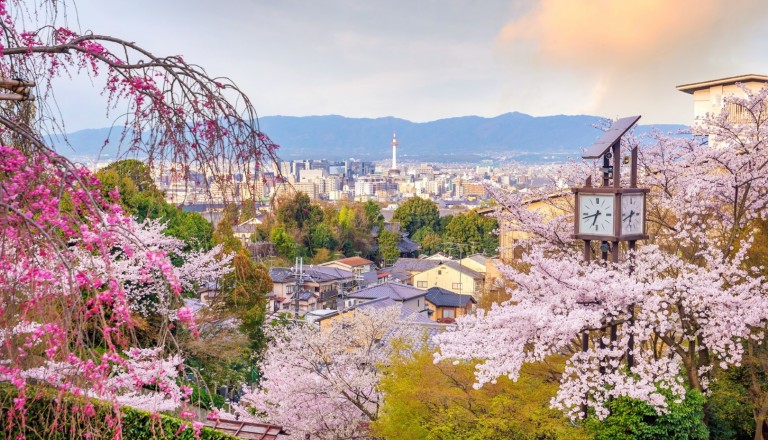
[578,194,615,236]
[621,193,645,235]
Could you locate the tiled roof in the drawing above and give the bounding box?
[269,266,354,284]
[347,282,427,302]
[425,287,477,307]
[392,258,441,272]
[398,236,420,253]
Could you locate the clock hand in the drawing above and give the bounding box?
[582,213,599,220]
[591,210,601,226]
[623,210,635,221]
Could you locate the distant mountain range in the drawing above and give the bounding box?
[52,113,686,164]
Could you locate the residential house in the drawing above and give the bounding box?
[412,260,484,296]
[315,296,448,347]
[231,216,264,243]
[268,266,355,316]
[321,256,375,275]
[459,254,488,275]
[390,258,442,285]
[425,287,477,323]
[345,281,428,312]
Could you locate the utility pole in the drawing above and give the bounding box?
[292,257,305,319]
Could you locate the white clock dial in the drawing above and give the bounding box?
[621,193,644,235]
[578,194,615,236]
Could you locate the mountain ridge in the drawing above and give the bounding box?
[54,113,686,163]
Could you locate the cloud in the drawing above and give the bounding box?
[494,0,768,122]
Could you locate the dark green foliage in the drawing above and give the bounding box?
[587,389,708,440]
[378,229,401,266]
[0,383,237,440]
[708,366,756,439]
[392,197,439,237]
[412,226,442,255]
[96,159,213,253]
[444,210,498,255]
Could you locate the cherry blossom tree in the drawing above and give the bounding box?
[0,0,278,436]
[238,305,420,440]
[436,85,768,425]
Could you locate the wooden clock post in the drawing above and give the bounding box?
[572,115,649,415]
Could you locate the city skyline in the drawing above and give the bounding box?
[55,0,768,131]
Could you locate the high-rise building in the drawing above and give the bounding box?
[391,131,398,170]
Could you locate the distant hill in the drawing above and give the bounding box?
[52,113,686,164]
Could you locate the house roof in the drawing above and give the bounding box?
[318,296,435,325]
[392,258,442,273]
[347,282,427,302]
[425,287,477,307]
[431,260,484,279]
[398,236,421,253]
[676,74,768,94]
[269,266,355,284]
[332,256,374,267]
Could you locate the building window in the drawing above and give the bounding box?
[417,281,427,288]
[452,283,462,290]
[443,308,455,319]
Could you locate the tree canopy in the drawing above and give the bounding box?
[392,197,439,237]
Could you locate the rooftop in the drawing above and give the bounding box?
[269,266,355,284]
[330,256,374,267]
[676,74,768,94]
[425,287,477,308]
[347,281,427,302]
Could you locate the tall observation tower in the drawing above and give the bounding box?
[391,131,398,170]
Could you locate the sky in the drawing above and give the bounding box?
[57,0,768,130]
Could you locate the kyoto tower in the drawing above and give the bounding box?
[391,131,398,170]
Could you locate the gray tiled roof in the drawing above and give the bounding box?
[269,266,355,284]
[425,287,477,307]
[392,258,441,272]
[347,282,427,301]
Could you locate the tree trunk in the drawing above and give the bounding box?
[754,407,767,440]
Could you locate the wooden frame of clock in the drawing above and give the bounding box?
[572,115,649,264]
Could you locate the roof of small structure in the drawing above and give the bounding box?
[676,74,768,94]
[425,287,477,307]
[203,418,287,439]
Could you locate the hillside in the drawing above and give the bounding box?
[53,113,686,163]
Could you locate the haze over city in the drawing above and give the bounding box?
[56,0,768,132]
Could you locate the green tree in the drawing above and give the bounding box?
[412,226,443,255]
[444,210,498,255]
[373,348,588,440]
[270,225,296,259]
[378,229,400,266]
[363,200,384,228]
[96,159,213,253]
[392,197,439,237]
[310,222,338,252]
[586,389,708,440]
